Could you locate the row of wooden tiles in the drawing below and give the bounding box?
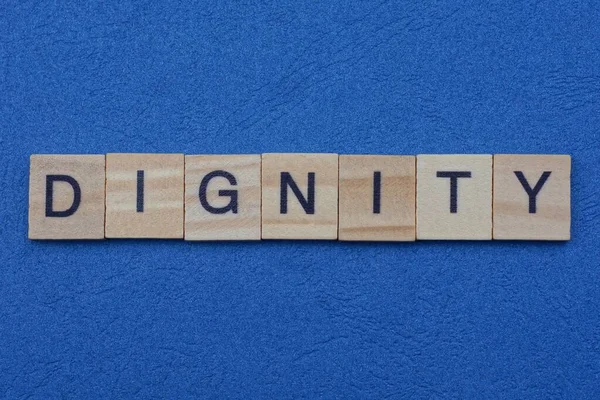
[28,153,571,241]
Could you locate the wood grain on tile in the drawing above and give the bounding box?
[417,154,492,240]
[262,153,338,240]
[493,154,571,240]
[339,155,415,241]
[105,153,184,239]
[185,155,261,241]
[29,155,105,240]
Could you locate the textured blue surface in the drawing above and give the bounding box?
[1,1,600,398]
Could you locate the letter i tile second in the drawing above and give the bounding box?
[185,155,261,241]
[338,155,416,241]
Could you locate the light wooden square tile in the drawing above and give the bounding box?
[185,155,261,241]
[105,153,184,239]
[417,154,492,240]
[493,154,571,240]
[29,155,106,240]
[339,155,415,241]
[262,153,338,240]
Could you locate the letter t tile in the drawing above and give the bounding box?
[416,154,492,240]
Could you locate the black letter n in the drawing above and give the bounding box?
[280,172,315,214]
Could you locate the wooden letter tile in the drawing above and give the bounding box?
[493,154,571,240]
[339,155,415,241]
[105,153,184,239]
[185,155,261,241]
[29,155,106,240]
[262,153,338,240]
[417,155,492,240]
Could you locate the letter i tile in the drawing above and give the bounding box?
[338,155,416,241]
[105,153,184,239]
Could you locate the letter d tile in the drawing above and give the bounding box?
[28,154,106,240]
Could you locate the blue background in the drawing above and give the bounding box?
[1,1,599,398]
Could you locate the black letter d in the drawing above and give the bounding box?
[45,175,81,217]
